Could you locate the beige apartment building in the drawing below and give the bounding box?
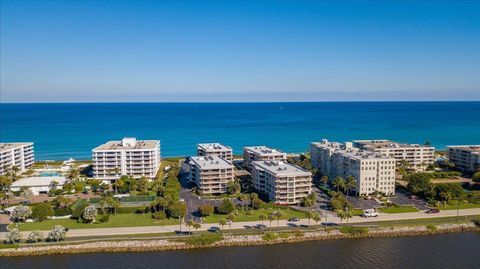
[197,143,233,161]
[353,139,434,171]
[447,145,480,173]
[0,142,34,175]
[92,137,161,182]
[311,140,396,196]
[243,146,287,171]
[252,160,312,205]
[188,155,234,195]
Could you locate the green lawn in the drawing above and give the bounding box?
[379,206,419,214]
[352,209,364,216]
[13,214,178,231]
[440,203,480,210]
[204,208,305,223]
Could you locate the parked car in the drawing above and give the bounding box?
[426,209,440,214]
[362,209,379,218]
[207,226,220,233]
[288,217,300,222]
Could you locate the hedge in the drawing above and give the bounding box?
[116,206,150,214]
[54,208,72,216]
[70,199,88,219]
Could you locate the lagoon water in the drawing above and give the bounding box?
[1,232,480,269]
[0,102,479,160]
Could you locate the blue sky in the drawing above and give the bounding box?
[1,1,479,102]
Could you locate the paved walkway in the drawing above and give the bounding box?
[1,208,479,240]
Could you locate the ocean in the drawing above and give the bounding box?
[0,102,479,160]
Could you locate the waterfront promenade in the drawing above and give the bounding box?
[2,208,479,240]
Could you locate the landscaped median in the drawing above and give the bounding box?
[1,221,478,257]
[203,208,305,223]
[378,206,419,214]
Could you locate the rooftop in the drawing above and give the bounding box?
[244,146,286,156]
[197,143,232,152]
[336,148,393,160]
[354,139,434,149]
[448,145,480,153]
[0,142,33,152]
[253,160,311,176]
[189,155,234,170]
[11,176,67,188]
[93,138,159,151]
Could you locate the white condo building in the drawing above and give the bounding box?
[243,146,287,171]
[197,143,233,161]
[353,139,435,171]
[311,140,396,196]
[447,145,480,173]
[92,138,161,181]
[188,155,234,195]
[0,142,34,175]
[252,160,312,205]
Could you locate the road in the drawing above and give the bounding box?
[2,208,479,240]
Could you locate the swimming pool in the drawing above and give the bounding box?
[39,171,60,177]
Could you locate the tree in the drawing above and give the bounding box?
[227,180,241,195]
[345,176,356,197]
[217,198,235,214]
[227,213,236,231]
[320,175,329,187]
[302,193,316,207]
[198,204,214,217]
[186,220,194,233]
[66,168,79,180]
[27,231,44,243]
[406,173,432,195]
[332,177,345,192]
[168,202,187,219]
[82,205,98,223]
[439,192,452,207]
[20,188,34,199]
[312,212,321,226]
[219,219,227,230]
[337,210,346,223]
[32,203,54,221]
[259,214,266,224]
[12,205,32,222]
[472,172,480,183]
[105,197,120,215]
[268,213,275,230]
[272,211,283,227]
[239,194,250,211]
[47,225,66,242]
[305,211,314,227]
[4,228,21,244]
[0,175,13,206]
[52,195,70,208]
[250,193,260,210]
[192,222,201,231]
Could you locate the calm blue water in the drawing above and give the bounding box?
[0,102,479,160]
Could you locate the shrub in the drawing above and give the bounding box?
[11,205,32,222]
[116,206,149,214]
[27,231,44,243]
[31,203,54,221]
[82,205,98,223]
[182,233,223,246]
[262,232,279,241]
[70,199,88,219]
[167,202,187,219]
[47,225,66,242]
[216,199,235,214]
[4,228,21,244]
[98,214,110,223]
[54,208,72,216]
[426,225,437,231]
[152,211,166,220]
[198,204,214,217]
[339,226,369,235]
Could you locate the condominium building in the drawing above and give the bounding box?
[188,155,234,195]
[447,145,480,173]
[0,142,34,175]
[353,139,435,171]
[243,146,287,171]
[92,137,161,181]
[197,143,233,161]
[252,160,312,205]
[311,140,396,196]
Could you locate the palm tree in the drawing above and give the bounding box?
[186,220,194,233]
[320,175,329,187]
[344,210,353,223]
[259,214,266,225]
[0,175,13,207]
[219,219,227,231]
[66,168,79,180]
[332,177,345,192]
[192,222,201,232]
[305,211,314,228]
[344,176,356,198]
[268,213,275,230]
[227,213,236,232]
[312,212,321,227]
[337,210,346,223]
[250,193,259,210]
[274,211,283,227]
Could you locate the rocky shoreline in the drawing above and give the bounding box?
[1,223,478,257]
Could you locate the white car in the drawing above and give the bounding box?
[362,209,379,218]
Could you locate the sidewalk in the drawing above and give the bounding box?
[1,208,479,240]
